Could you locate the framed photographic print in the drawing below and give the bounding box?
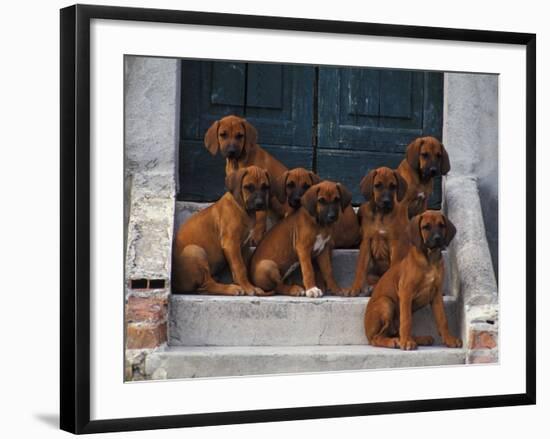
[60,4,536,434]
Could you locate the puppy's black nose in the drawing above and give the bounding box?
[433,234,442,245]
[254,200,265,210]
[289,197,301,208]
[429,167,439,177]
[226,148,237,158]
[326,212,337,222]
[382,199,392,208]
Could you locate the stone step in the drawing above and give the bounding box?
[169,294,459,346]
[145,345,467,379]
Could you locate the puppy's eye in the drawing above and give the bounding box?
[389,183,397,190]
[235,133,244,139]
[261,184,269,191]
[287,181,295,189]
[333,197,340,205]
[436,152,442,158]
[421,152,429,158]
[422,224,432,230]
[374,182,383,189]
[439,222,446,228]
[303,184,310,190]
[244,184,255,192]
[318,198,327,205]
[219,132,227,138]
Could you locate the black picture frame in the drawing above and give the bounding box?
[60,4,536,434]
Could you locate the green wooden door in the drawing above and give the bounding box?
[317,67,443,205]
[178,62,443,207]
[178,60,315,201]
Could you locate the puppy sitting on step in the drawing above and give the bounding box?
[364,210,462,350]
[204,115,288,244]
[272,168,360,248]
[250,181,351,297]
[173,166,271,296]
[345,167,409,296]
[397,136,450,218]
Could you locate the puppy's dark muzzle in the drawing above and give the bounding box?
[253,199,266,211]
[323,209,339,224]
[289,197,301,209]
[223,144,240,159]
[423,165,440,180]
[378,194,394,212]
[426,234,444,249]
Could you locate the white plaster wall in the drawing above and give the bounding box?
[443,73,499,278]
[124,56,181,284]
[124,56,180,177]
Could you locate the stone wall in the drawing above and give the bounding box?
[124,56,180,379]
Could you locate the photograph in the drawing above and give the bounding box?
[124,56,499,381]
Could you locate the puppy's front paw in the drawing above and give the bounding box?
[242,285,266,296]
[399,337,417,351]
[227,284,246,296]
[341,287,361,297]
[443,336,463,348]
[305,287,323,298]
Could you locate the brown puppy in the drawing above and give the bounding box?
[364,210,462,350]
[272,167,321,217]
[250,181,352,297]
[345,167,409,296]
[204,115,288,243]
[397,136,450,218]
[272,168,360,248]
[173,166,271,296]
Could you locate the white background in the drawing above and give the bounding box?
[0,0,546,437]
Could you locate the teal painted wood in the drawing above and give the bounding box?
[317,67,443,206]
[179,60,315,201]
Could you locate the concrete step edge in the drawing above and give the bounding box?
[145,345,467,379]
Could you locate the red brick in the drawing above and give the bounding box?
[469,330,497,350]
[126,296,167,323]
[126,322,167,349]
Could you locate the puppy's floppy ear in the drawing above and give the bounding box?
[444,215,457,245]
[337,183,353,210]
[393,170,408,202]
[408,214,424,250]
[359,170,376,201]
[440,143,451,175]
[242,119,258,150]
[308,171,321,185]
[301,185,319,218]
[406,138,423,170]
[225,168,247,206]
[273,171,289,204]
[204,120,220,156]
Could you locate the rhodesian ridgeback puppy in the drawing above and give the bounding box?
[272,167,321,217]
[204,115,288,244]
[364,210,462,350]
[344,167,409,296]
[173,166,271,296]
[250,181,352,297]
[272,168,360,248]
[397,136,450,218]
